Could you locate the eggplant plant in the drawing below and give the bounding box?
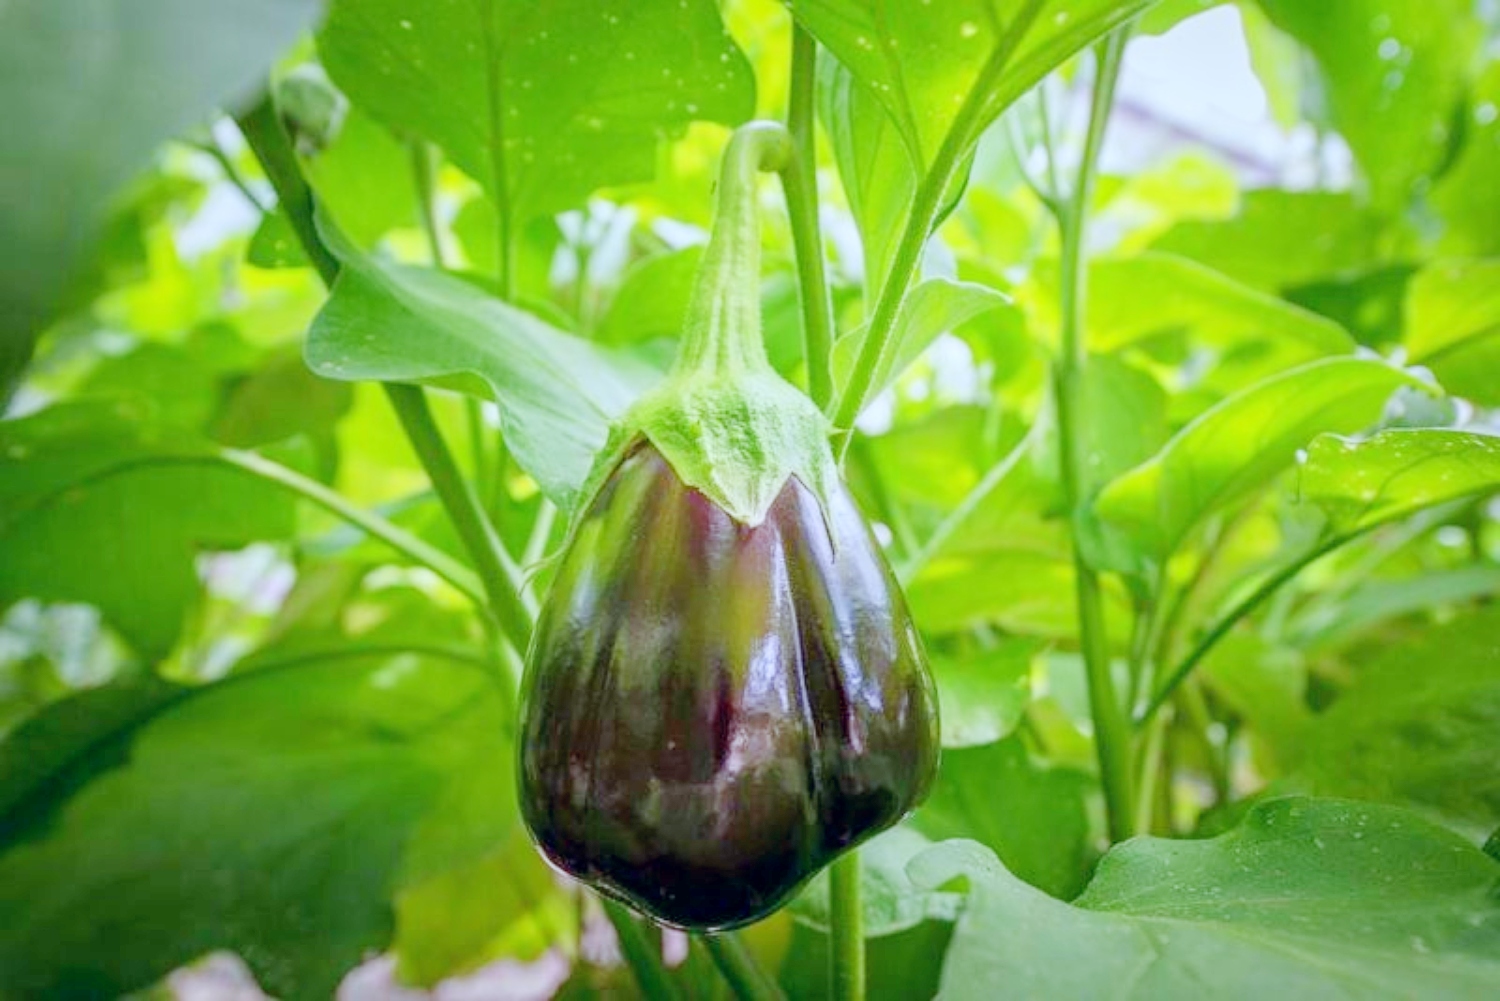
[1,1,1499,1000]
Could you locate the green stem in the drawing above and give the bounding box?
[600,899,684,1001]
[1133,709,1169,835]
[386,384,536,654]
[1052,29,1135,843]
[411,140,447,267]
[828,851,865,1001]
[1176,680,1230,805]
[782,24,836,409]
[703,933,786,1001]
[1142,534,1352,722]
[829,0,1048,449]
[236,91,534,662]
[221,449,484,604]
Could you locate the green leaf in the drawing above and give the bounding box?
[1294,608,1500,837]
[596,246,704,347]
[1023,253,1354,362]
[1094,357,1426,561]
[791,0,1155,169]
[0,645,509,999]
[1298,429,1500,537]
[0,0,322,340]
[790,826,961,936]
[0,404,297,658]
[833,278,1015,401]
[299,106,421,249]
[1258,0,1479,205]
[306,236,662,512]
[318,0,754,224]
[1432,64,1500,257]
[911,736,1094,899]
[931,641,1036,749]
[1403,260,1500,406]
[1151,191,1392,292]
[913,797,1500,999]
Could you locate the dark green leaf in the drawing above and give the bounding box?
[913,797,1500,998]
[1294,607,1500,836]
[0,0,322,340]
[0,645,507,999]
[0,404,297,658]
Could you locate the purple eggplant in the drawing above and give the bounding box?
[519,443,938,929]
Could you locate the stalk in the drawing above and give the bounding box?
[828,852,865,1001]
[1050,29,1136,842]
[599,899,684,1001]
[703,933,786,1001]
[235,93,534,662]
[782,24,836,409]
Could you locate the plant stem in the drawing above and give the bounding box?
[828,0,1048,450]
[600,899,684,1001]
[782,24,835,409]
[386,383,536,654]
[236,92,534,662]
[703,933,786,1001]
[221,449,484,604]
[828,851,865,1001]
[1052,29,1135,843]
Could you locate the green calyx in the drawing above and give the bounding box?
[583,121,839,526]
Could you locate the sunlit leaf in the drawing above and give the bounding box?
[306,232,663,511]
[1094,357,1427,561]
[1299,429,1500,537]
[318,0,754,224]
[1403,260,1500,406]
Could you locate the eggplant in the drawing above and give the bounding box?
[519,442,938,929]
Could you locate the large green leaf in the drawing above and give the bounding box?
[1094,357,1426,561]
[0,405,297,658]
[0,644,518,999]
[318,0,754,224]
[306,238,662,512]
[791,0,1155,169]
[1258,0,1479,205]
[1403,260,1500,406]
[0,0,322,344]
[1293,608,1500,838]
[1299,429,1500,537]
[913,797,1500,999]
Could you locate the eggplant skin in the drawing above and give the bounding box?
[518,444,939,930]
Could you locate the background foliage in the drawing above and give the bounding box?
[1,0,1498,998]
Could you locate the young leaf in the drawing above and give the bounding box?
[1093,357,1427,561]
[0,404,297,658]
[832,278,1015,400]
[1403,260,1500,406]
[0,0,322,341]
[306,239,663,512]
[791,0,1155,170]
[1294,607,1500,837]
[1432,63,1500,257]
[0,645,510,999]
[318,0,754,224]
[912,797,1500,998]
[1299,429,1500,537]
